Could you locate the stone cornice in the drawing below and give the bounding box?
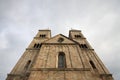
[42,43,76,45]
[100,74,113,77]
[26,48,40,50]
[31,68,90,71]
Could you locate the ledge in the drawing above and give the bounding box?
[88,49,94,50]
[85,49,94,51]
[39,30,51,31]
[69,30,81,32]
[34,37,49,39]
[100,74,113,77]
[26,48,40,50]
[7,74,21,76]
[31,68,90,71]
[42,43,76,45]
[73,38,86,39]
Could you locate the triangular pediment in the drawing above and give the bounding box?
[43,34,76,44]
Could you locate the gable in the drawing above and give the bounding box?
[43,34,76,44]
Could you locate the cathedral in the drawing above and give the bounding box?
[6,29,114,80]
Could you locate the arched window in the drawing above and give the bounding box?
[25,60,31,69]
[89,60,96,69]
[40,34,46,38]
[81,44,84,48]
[34,44,37,48]
[34,43,42,48]
[74,35,81,38]
[36,44,40,48]
[58,52,66,68]
[84,44,88,48]
[79,44,88,49]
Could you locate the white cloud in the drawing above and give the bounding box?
[0,33,8,49]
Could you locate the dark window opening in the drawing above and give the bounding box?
[58,52,66,68]
[39,34,46,38]
[34,44,37,48]
[79,44,88,49]
[36,44,39,48]
[84,44,88,48]
[34,43,41,48]
[75,35,81,38]
[90,60,96,69]
[81,44,84,48]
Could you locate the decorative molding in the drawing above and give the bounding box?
[26,48,40,50]
[73,37,86,39]
[7,74,21,76]
[69,30,81,32]
[88,49,94,51]
[39,30,51,31]
[57,37,64,43]
[34,37,49,39]
[31,68,90,71]
[100,74,113,77]
[42,43,76,45]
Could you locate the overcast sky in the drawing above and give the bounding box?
[0,0,120,80]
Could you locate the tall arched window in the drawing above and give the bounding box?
[25,60,31,69]
[90,60,96,69]
[58,52,66,68]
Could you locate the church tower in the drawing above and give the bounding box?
[6,29,114,80]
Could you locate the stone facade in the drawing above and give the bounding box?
[6,29,114,80]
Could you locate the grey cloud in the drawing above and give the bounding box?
[0,0,120,80]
